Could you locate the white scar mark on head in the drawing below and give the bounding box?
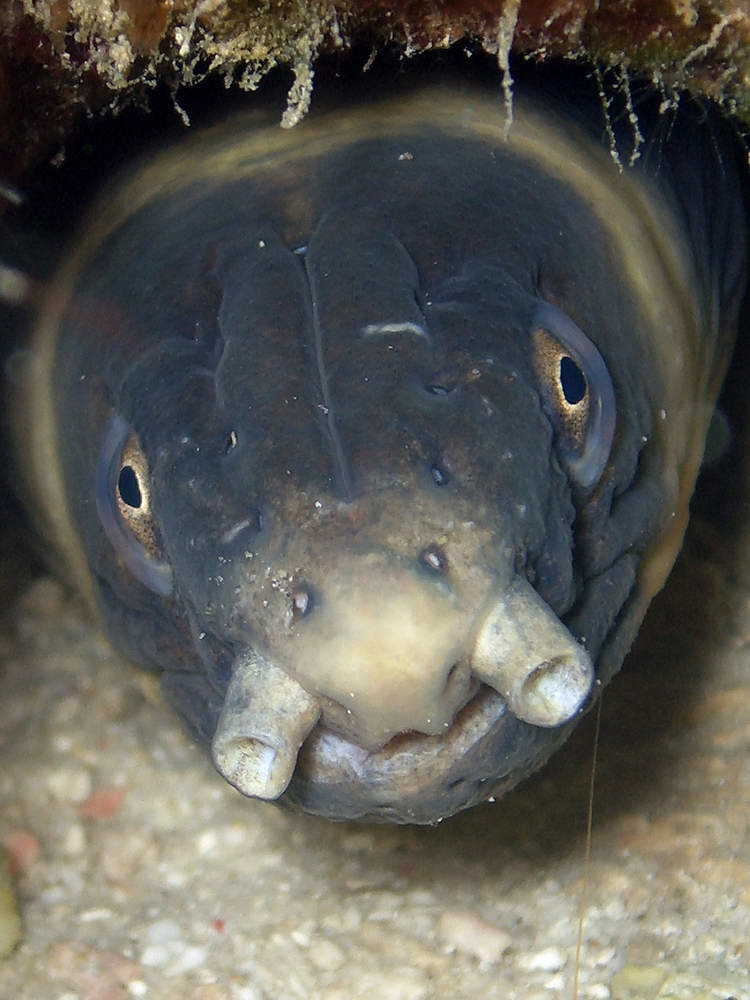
[221,518,255,545]
[361,321,430,340]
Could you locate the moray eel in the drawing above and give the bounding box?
[8,83,746,823]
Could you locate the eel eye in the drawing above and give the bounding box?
[531,301,616,488]
[533,330,590,446]
[96,415,173,595]
[117,433,157,553]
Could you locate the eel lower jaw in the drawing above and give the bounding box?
[213,676,511,813]
[287,669,595,824]
[292,682,510,802]
[288,678,594,824]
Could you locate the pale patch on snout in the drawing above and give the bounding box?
[361,321,430,339]
[282,554,475,749]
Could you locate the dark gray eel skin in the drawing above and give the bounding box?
[7,74,747,824]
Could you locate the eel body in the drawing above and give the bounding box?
[9,82,746,823]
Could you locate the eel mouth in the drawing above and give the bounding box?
[210,575,593,820]
[289,682,512,820]
[228,680,576,824]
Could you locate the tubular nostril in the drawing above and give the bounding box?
[471,575,593,727]
[519,656,589,720]
[420,545,448,573]
[211,651,320,800]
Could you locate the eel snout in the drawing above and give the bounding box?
[211,565,593,802]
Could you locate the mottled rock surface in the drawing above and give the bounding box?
[2,1,750,179]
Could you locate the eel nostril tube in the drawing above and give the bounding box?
[471,575,593,727]
[211,652,321,800]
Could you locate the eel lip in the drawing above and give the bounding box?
[285,683,571,823]
[213,676,587,821]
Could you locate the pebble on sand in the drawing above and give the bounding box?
[437,908,512,964]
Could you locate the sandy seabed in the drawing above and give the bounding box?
[0,499,749,999]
